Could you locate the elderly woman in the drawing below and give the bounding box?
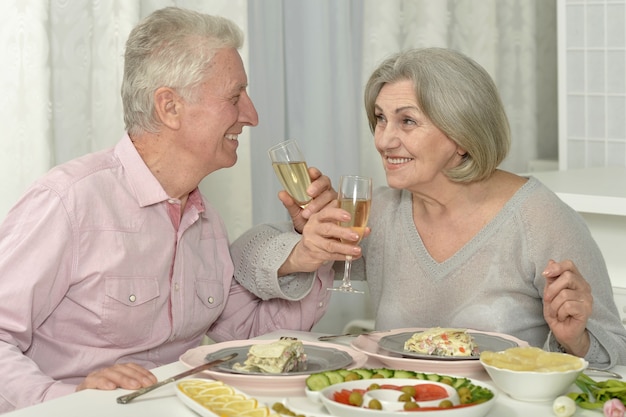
[358,47,626,367]
[238,47,626,369]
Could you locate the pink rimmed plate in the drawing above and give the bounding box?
[179,339,369,396]
[351,328,528,377]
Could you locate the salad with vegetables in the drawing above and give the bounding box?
[306,367,494,410]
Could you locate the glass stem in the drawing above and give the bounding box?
[342,255,353,286]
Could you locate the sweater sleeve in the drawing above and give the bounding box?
[527,179,626,368]
[209,221,335,342]
[230,221,323,300]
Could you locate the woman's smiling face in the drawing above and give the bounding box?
[373,79,465,191]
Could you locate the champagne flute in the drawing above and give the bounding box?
[328,175,372,294]
[268,139,312,208]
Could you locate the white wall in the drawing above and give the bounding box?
[559,0,626,169]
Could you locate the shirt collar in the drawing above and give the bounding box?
[115,133,204,214]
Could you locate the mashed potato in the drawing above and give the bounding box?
[480,346,583,372]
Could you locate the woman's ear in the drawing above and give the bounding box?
[154,87,181,130]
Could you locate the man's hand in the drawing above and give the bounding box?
[76,363,157,391]
[278,167,337,233]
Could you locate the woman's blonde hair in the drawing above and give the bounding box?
[121,7,243,136]
[364,48,510,182]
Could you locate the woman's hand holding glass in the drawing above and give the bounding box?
[276,190,371,277]
[328,175,372,293]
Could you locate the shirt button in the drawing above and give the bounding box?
[129,294,137,303]
[174,283,180,291]
[318,302,324,308]
[208,296,214,304]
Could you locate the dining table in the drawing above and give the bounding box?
[3,329,624,417]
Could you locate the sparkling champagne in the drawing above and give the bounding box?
[339,198,371,243]
[271,161,312,207]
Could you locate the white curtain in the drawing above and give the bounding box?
[0,0,252,240]
[1,0,556,245]
[358,0,558,189]
[249,0,557,229]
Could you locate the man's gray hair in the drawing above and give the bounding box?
[121,7,243,136]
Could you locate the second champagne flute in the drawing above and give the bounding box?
[268,139,312,208]
[328,175,372,294]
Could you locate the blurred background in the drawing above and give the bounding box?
[5,0,624,333]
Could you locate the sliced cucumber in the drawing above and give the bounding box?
[323,370,345,385]
[391,369,416,379]
[305,373,330,391]
[352,368,374,379]
[426,373,442,382]
[371,368,394,378]
[452,377,471,389]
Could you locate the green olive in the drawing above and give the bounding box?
[438,400,454,408]
[368,383,381,390]
[349,391,364,407]
[439,377,454,386]
[368,399,383,410]
[271,402,295,415]
[398,392,413,402]
[343,372,360,381]
[404,401,420,410]
[400,385,416,397]
[271,402,286,412]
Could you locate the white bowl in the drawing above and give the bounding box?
[319,378,497,417]
[480,356,588,402]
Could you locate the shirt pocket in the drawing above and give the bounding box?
[194,279,224,310]
[99,276,160,348]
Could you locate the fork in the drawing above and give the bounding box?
[317,330,387,341]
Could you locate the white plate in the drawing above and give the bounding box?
[351,328,528,377]
[378,331,519,361]
[284,396,332,417]
[286,377,498,417]
[179,339,369,396]
[204,344,353,375]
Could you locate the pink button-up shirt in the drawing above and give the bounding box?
[0,135,331,412]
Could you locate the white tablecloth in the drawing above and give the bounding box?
[4,329,623,417]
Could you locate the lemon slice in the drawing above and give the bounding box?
[195,385,235,398]
[237,406,271,417]
[178,380,222,396]
[222,398,257,412]
[202,393,247,405]
[212,406,242,416]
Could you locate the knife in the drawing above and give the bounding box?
[116,352,238,404]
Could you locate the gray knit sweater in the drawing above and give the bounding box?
[359,177,626,368]
[232,177,626,368]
